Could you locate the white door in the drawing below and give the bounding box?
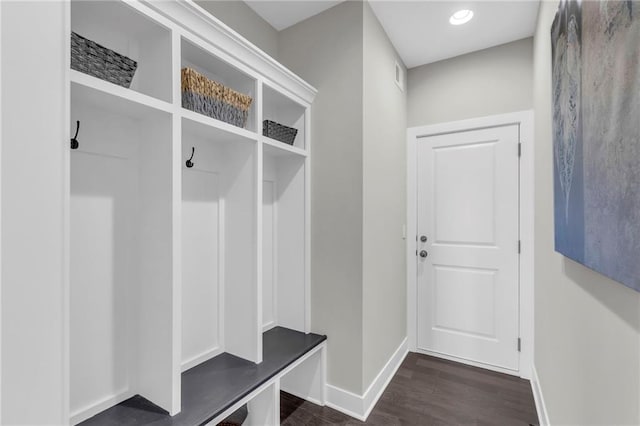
[416,124,520,371]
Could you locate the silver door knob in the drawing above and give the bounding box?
[420,235,427,242]
[419,250,428,258]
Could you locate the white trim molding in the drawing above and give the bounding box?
[406,110,535,379]
[325,385,364,421]
[326,337,408,421]
[143,0,317,106]
[70,390,135,425]
[531,365,550,426]
[414,348,519,377]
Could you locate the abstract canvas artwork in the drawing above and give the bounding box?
[552,0,640,292]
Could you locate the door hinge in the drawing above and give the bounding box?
[518,143,522,157]
[517,338,522,352]
[518,240,521,254]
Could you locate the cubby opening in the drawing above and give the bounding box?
[263,85,307,150]
[71,0,172,102]
[280,348,325,406]
[245,383,279,426]
[69,89,175,424]
[181,117,259,367]
[262,152,307,333]
[181,38,257,132]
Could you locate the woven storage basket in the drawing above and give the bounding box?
[71,32,138,88]
[182,67,253,129]
[263,120,298,145]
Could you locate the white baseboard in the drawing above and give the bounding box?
[531,365,550,426]
[414,348,519,377]
[325,385,365,421]
[70,389,134,425]
[361,337,408,419]
[326,337,408,421]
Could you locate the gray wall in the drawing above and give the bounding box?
[202,0,409,396]
[195,0,279,58]
[361,1,407,391]
[407,38,533,127]
[278,1,365,394]
[533,2,640,424]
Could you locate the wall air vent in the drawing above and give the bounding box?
[394,61,404,92]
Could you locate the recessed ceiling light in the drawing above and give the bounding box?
[449,9,474,25]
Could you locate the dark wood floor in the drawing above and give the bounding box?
[280,352,538,426]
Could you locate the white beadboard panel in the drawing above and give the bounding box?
[182,169,222,369]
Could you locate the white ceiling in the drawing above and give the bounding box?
[244,0,539,69]
[244,0,345,31]
[368,1,540,68]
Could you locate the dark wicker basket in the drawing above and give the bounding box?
[182,68,253,129]
[263,120,298,145]
[71,32,137,88]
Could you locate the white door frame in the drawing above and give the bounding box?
[407,110,534,379]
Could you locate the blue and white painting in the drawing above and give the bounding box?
[552,0,640,292]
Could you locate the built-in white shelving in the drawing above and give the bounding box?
[181,37,258,133]
[71,0,173,102]
[263,84,308,150]
[64,0,319,425]
[181,114,259,369]
[263,136,308,158]
[71,70,173,117]
[69,83,175,424]
[262,150,308,334]
[181,107,258,142]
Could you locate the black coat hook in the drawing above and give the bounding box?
[186,147,195,168]
[70,120,80,150]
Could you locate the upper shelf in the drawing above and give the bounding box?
[262,85,307,150]
[181,107,258,144]
[71,0,173,103]
[263,137,307,159]
[71,70,173,120]
[181,37,257,133]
